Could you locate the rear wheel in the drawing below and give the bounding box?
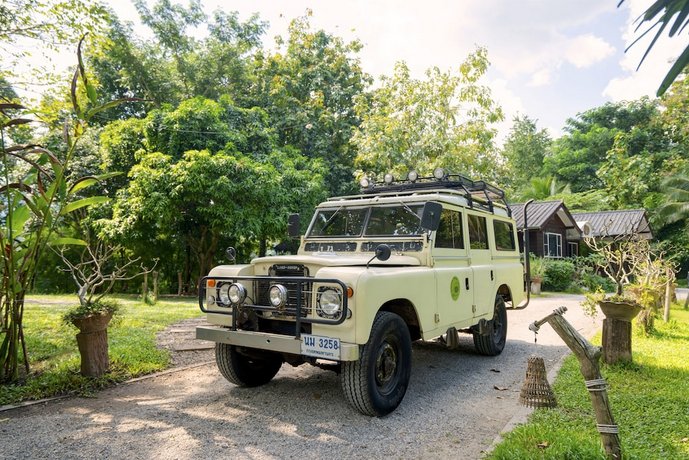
[341,312,412,416]
[215,343,283,387]
[473,295,508,356]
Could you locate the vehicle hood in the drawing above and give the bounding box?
[253,253,421,268]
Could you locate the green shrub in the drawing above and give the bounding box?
[543,259,576,291]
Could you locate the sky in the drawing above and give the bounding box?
[15,0,689,144]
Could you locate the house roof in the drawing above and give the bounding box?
[508,201,578,230]
[571,209,653,239]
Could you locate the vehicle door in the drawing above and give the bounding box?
[433,207,474,327]
[467,212,495,318]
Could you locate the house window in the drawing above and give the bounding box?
[544,232,562,258]
[468,214,489,250]
[568,242,578,257]
[435,209,464,249]
[493,220,516,251]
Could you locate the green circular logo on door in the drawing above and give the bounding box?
[450,276,460,301]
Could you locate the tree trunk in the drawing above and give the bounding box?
[663,279,671,322]
[153,271,159,302]
[602,318,632,364]
[259,236,267,257]
[141,271,148,301]
[177,271,183,296]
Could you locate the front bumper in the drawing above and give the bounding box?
[196,326,360,361]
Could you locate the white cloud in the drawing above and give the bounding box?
[565,34,615,68]
[528,68,553,87]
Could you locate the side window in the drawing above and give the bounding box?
[435,209,464,249]
[468,214,489,250]
[493,220,516,251]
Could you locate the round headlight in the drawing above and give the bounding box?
[433,167,446,179]
[319,288,342,316]
[228,283,247,304]
[269,284,288,308]
[384,173,394,184]
[360,177,370,188]
[407,170,418,182]
[217,283,231,306]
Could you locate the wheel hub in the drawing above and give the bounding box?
[375,342,397,387]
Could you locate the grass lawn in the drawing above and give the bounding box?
[0,294,202,406]
[490,306,689,459]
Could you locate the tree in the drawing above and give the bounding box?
[502,115,550,190]
[621,0,689,96]
[352,48,503,182]
[544,99,658,193]
[253,13,370,195]
[518,176,570,201]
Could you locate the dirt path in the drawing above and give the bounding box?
[1,294,599,459]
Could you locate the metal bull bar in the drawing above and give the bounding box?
[198,275,349,338]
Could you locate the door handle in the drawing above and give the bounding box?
[465,278,470,290]
[490,270,494,281]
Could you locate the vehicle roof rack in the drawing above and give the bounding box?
[356,173,511,217]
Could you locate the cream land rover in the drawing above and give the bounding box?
[197,170,529,416]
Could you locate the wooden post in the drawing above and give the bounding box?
[602,318,632,364]
[530,308,622,459]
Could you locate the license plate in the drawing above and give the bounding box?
[301,334,341,360]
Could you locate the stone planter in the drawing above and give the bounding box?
[71,312,113,377]
[599,300,641,365]
[530,277,543,295]
[599,300,642,322]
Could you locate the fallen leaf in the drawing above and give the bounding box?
[537,441,549,449]
[490,368,501,373]
[496,396,503,399]
[493,385,508,391]
[0,418,9,423]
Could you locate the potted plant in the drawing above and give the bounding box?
[56,241,155,377]
[63,300,120,377]
[529,256,547,295]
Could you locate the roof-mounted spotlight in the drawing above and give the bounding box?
[407,170,419,183]
[433,167,447,180]
[359,176,371,188]
[384,173,394,184]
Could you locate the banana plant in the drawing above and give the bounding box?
[0,36,136,382]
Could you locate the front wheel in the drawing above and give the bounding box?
[215,343,283,387]
[473,295,508,356]
[341,311,412,416]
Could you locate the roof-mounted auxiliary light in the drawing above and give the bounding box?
[384,173,394,184]
[360,177,371,188]
[433,167,447,180]
[407,170,418,183]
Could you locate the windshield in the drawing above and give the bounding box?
[365,205,423,236]
[309,208,367,237]
[308,204,424,238]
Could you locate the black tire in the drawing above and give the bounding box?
[341,311,412,416]
[473,295,508,356]
[215,343,282,387]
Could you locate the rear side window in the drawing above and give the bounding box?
[435,209,464,249]
[493,220,516,251]
[468,214,489,250]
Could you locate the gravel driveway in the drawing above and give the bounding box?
[1,294,600,459]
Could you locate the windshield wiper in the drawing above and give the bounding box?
[320,206,344,232]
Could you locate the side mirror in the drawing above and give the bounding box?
[225,247,236,263]
[420,202,442,231]
[367,244,391,268]
[288,213,300,238]
[374,244,391,261]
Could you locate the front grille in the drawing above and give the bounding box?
[256,264,312,317]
